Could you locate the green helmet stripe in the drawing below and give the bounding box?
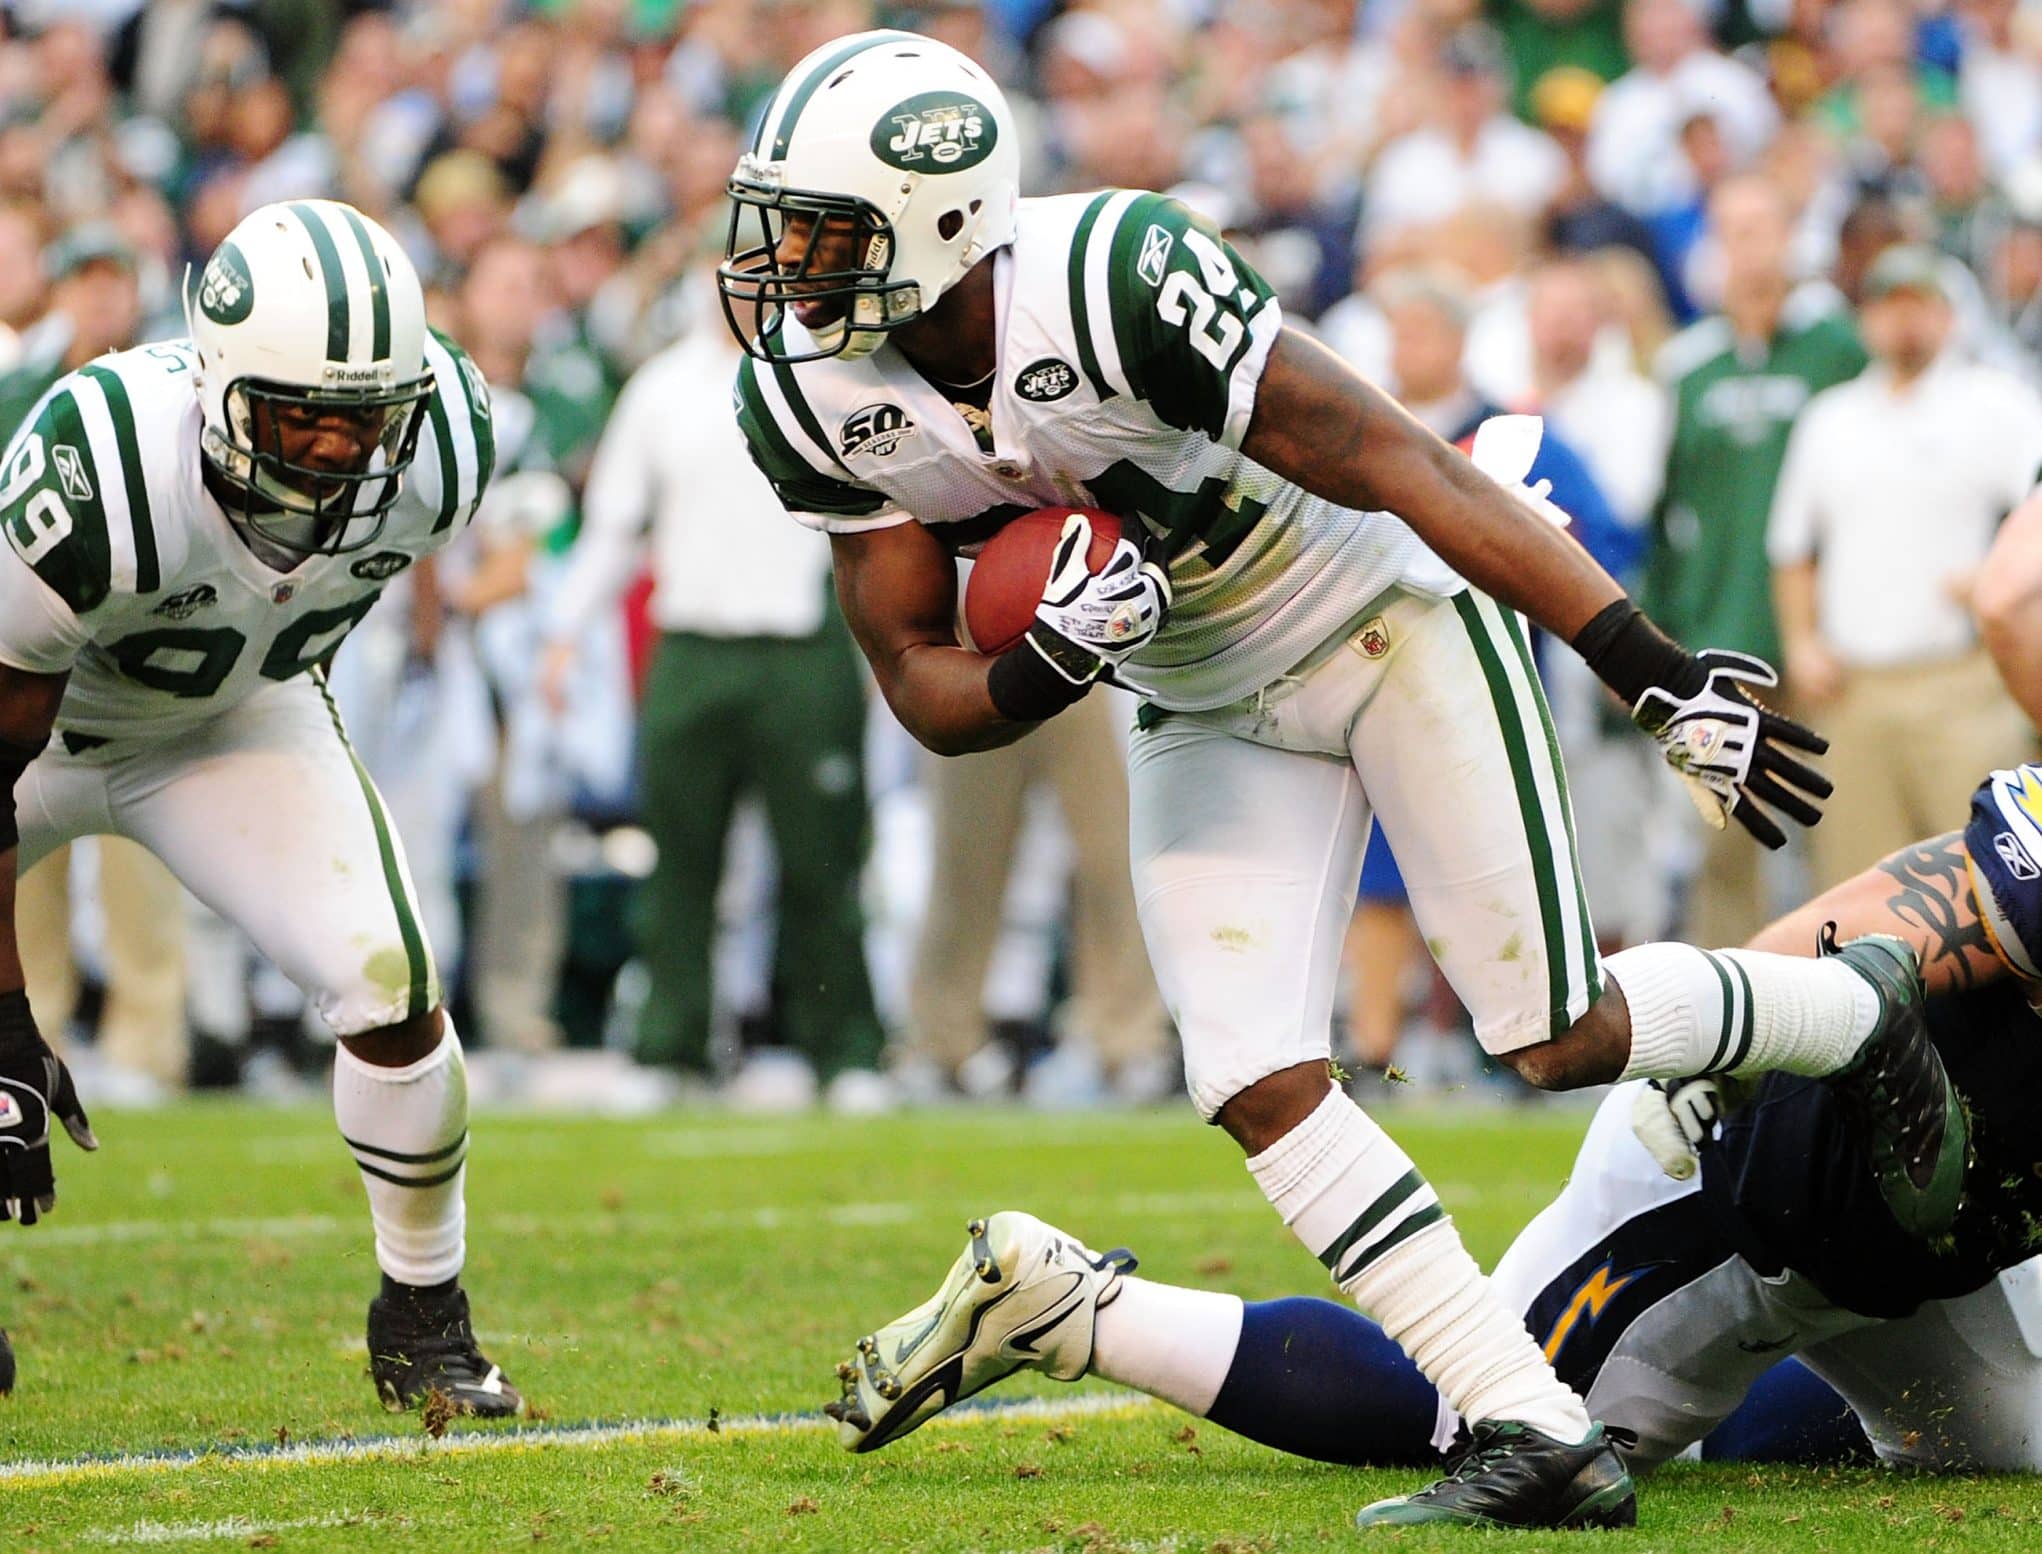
[763,31,915,160]
[334,204,391,361]
[289,201,350,362]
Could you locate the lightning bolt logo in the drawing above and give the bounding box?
[1541,1259,1651,1363]
[2009,767,2042,833]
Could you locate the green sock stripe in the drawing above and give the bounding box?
[314,670,431,1021]
[352,1156,464,1190]
[1452,593,1569,1035]
[1499,607,1601,1012]
[1337,1202,1450,1283]
[343,1130,467,1166]
[1318,1168,1426,1273]
[1724,955,1758,1073]
[1701,951,1738,1074]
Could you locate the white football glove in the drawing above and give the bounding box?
[1632,650,1831,851]
[1629,1076,1745,1181]
[1025,513,1172,685]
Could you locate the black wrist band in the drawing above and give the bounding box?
[1570,600,1706,707]
[0,989,36,1057]
[987,635,1094,723]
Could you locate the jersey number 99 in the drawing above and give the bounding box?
[0,435,74,565]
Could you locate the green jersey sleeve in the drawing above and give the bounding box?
[1076,192,1282,448]
[732,355,899,531]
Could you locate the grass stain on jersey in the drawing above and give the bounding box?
[364,947,413,1001]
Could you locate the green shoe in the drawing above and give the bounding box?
[1354,1420,1637,1529]
[1822,929,1970,1241]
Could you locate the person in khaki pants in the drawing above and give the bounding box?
[908,691,1166,1092]
[1771,246,2042,890]
[17,839,187,1089]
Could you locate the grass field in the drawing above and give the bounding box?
[2,1099,2037,1552]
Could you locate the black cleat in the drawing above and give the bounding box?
[366,1278,521,1418]
[1821,929,1969,1241]
[0,1326,14,1396]
[1354,1420,1637,1530]
[1355,1421,1641,1527]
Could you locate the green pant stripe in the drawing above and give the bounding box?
[1452,593,1571,1036]
[1498,607,1602,1012]
[313,670,431,1021]
[1701,952,1738,1073]
[1338,1202,1449,1282]
[1318,1168,1425,1274]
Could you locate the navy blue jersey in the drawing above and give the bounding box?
[1702,977,2042,1319]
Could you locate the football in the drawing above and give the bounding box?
[962,507,1125,654]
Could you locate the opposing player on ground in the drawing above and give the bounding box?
[0,201,517,1416]
[827,768,2042,1480]
[722,32,1963,1528]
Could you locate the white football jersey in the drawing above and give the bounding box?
[734,189,1441,711]
[0,331,492,739]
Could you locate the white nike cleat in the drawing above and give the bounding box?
[824,1211,1136,1452]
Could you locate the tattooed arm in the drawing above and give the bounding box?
[1745,831,2007,996]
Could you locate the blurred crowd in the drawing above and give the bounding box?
[3,0,2039,1112]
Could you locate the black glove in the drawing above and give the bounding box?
[1574,603,1831,850]
[0,990,97,1225]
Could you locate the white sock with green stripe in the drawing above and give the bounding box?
[335,1020,469,1287]
[1246,1089,1591,1441]
[1608,943,1880,1081]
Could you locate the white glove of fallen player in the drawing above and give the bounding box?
[1469,414,1572,529]
[1026,513,1172,684]
[1632,651,1831,851]
[1629,1076,1745,1181]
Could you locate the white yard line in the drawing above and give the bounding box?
[87,1511,377,1545]
[0,1390,1161,1487]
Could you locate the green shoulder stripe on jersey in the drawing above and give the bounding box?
[733,356,886,517]
[761,31,915,157]
[335,204,391,360]
[2,387,113,613]
[1066,192,1117,402]
[289,202,350,362]
[433,328,495,496]
[768,358,854,477]
[1100,192,1275,441]
[78,364,157,593]
[425,390,460,533]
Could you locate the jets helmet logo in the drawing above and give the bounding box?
[840,404,916,459]
[197,241,255,326]
[871,93,997,173]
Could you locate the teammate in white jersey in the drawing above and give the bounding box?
[720,33,1970,1530]
[0,201,518,1417]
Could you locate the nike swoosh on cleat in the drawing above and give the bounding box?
[1007,1277,1086,1356]
[893,1311,944,1367]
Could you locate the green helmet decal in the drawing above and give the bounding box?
[197,241,254,326]
[869,92,997,173]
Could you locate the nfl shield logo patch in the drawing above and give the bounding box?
[1351,617,1391,660]
[271,581,297,604]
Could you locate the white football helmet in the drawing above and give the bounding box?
[187,200,433,553]
[719,30,1019,361]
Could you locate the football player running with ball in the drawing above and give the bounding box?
[723,33,1957,1528]
[0,202,517,1417]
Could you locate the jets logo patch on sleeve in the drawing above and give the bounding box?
[350,550,413,581]
[1014,359,1077,403]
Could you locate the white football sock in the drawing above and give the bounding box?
[1090,1277,1244,1416]
[1247,1089,1591,1441]
[334,1019,469,1287]
[1608,942,1880,1082]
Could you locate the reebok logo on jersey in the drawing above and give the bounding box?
[1014,358,1077,403]
[350,550,413,581]
[871,92,996,173]
[153,583,218,620]
[459,355,492,419]
[1996,831,2039,882]
[51,444,92,503]
[840,404,916,459]
[1137,225,1174,288]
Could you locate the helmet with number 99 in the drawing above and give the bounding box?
[187,200,434,555]
[719,30,1019,363]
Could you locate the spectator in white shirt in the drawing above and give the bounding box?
[1587,0,1777,216]
[1770,245,2042,888]
[542,270,890,1112]
[1364,25,1565,248]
